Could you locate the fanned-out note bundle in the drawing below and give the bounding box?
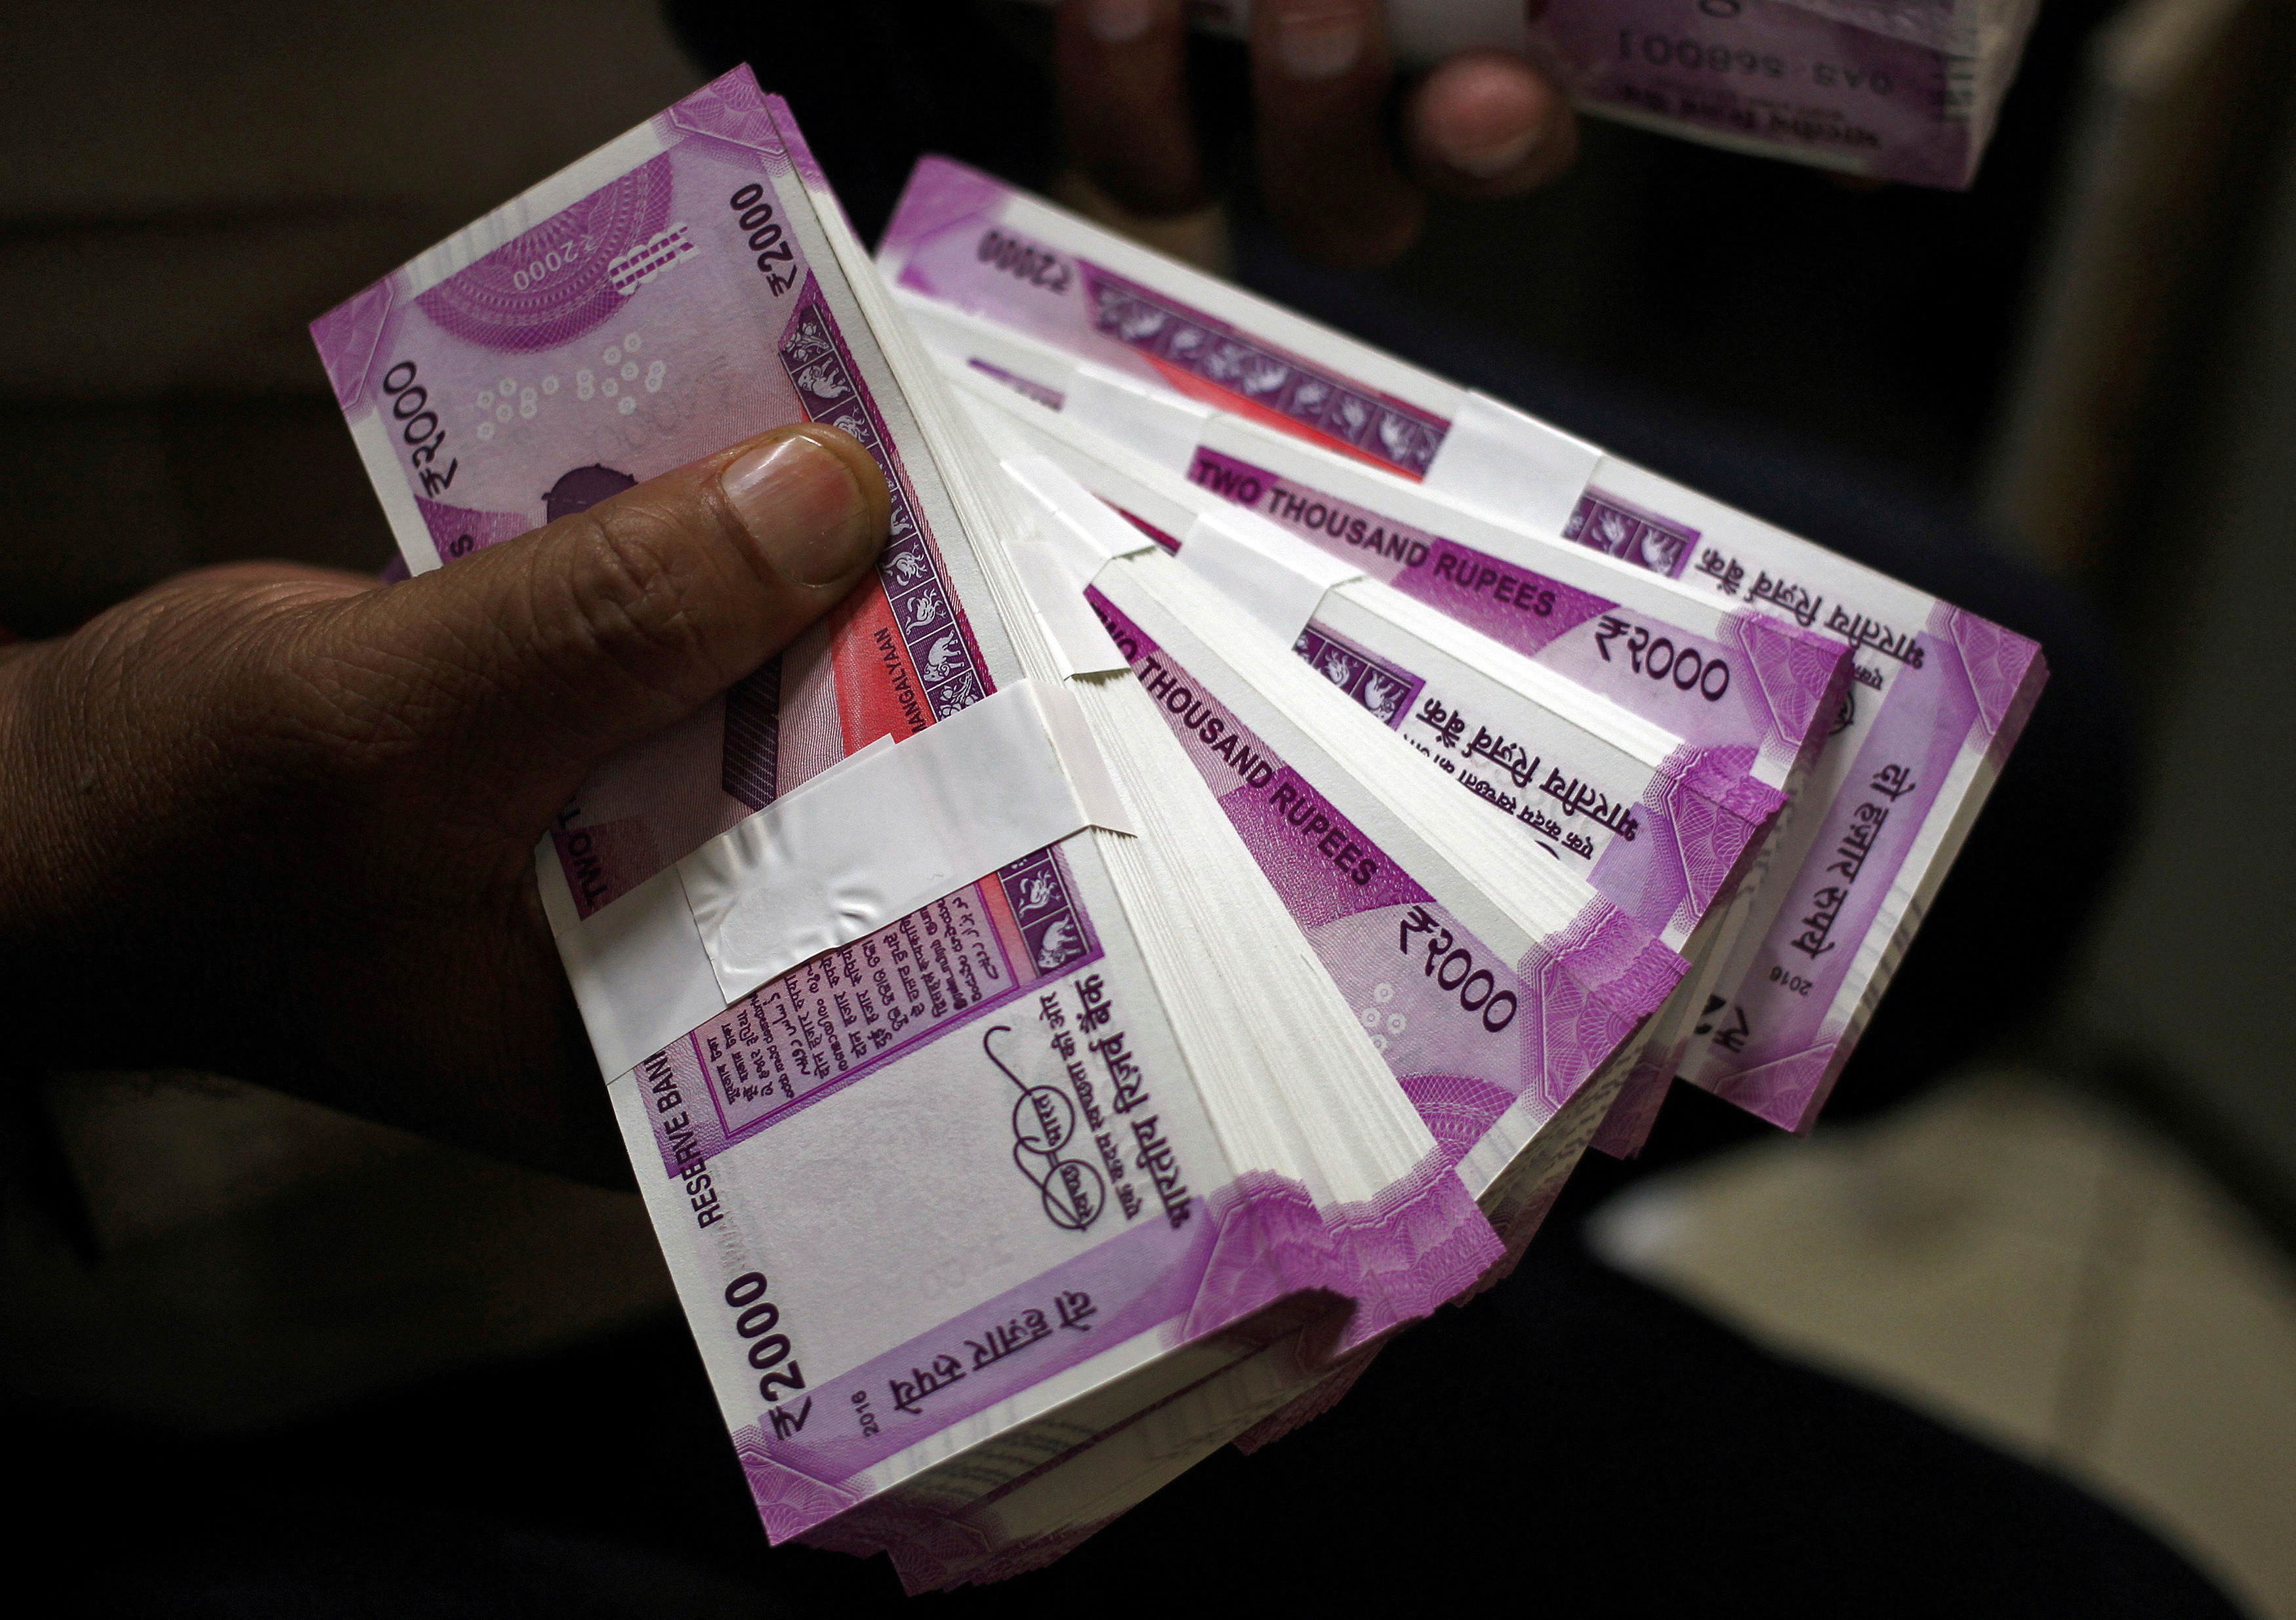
[315,70,2045,1593]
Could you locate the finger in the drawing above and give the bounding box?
[1056,0,1202,216]
[317,422,888,811]
[1404,52,1578,198]
[1250,0,1422,267]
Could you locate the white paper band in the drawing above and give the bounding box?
[677,679,1134,1009]
[1002,453,1162,571]
[1422,390,1603,537]
[1001,444,1359,647]
[996,456,1151,674]
[1061,361,1214,475]
[1176,508,1363,645]
[897,285,1075,402]
[557,863,726,1084]
[555,737,897,1079]
[1010,537,1132,678]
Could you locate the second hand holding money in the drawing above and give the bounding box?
[1055,0,1578,267]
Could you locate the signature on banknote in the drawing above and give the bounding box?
[985,1021,1109,1233]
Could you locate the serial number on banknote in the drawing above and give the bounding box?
[1612,17,1898,98]
[1616,30,1786,80]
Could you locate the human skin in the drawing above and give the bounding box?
[0,424,889,1187]
[1054,0,1580,267]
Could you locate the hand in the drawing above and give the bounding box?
[1054,0,1578,268]
[0,425,890,1185]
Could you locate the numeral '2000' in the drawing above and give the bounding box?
[725,1272,807,1402]
[1399,906,1518,1032]
[729,185,798,294]
[1595,617,1732,702]
[380,360,457,496]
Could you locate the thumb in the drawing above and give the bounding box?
[334,423,890,811]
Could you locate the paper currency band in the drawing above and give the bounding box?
[1063,361,1211,472]
[1175,510,1359,647]
[1001,453,1163,674]
[682,678,1134,1002]
[555,678,1135,1080]
[1004,451,1363,651]
[1420,392,1602,538]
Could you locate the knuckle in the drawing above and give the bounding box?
[543,504,722,691]
[560,510,698,650]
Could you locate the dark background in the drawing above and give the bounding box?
[3,3,2292,1613]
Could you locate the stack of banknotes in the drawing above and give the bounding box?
[314,69,2045,1591]
[1018,0,2044,188]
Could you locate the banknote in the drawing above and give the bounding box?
[1002,453,1687,1194]
[850,1036,1643,1594]
[316,69,1511,1577]
[1016,0,2041,187]
[316,108,1027,923]
[922,301,1822,1154]
[962,376,1792,1166]
[969,370,1784,958]
[880,158,2045,1133]
[1134,411,1828,1140]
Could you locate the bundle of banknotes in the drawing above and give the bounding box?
[1018,0,2044,188]
[314,68,2045,1591]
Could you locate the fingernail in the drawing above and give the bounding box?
[720,430,876,588]
[1274,2,1364,79]
[1083,0,1155,45]
[1447,125,1542,180]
